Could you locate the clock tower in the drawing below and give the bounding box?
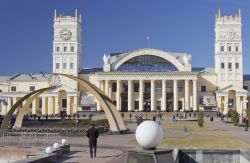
[53,9,82,89]
[215,9,243,89]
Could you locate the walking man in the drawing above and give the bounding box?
[87,124,99,158]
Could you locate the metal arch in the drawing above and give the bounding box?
[13,90,48,128]
[1,86,56,129]
[54,73,127,132]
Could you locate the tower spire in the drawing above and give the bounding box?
[54,9,57,20]
[75,9,78,19]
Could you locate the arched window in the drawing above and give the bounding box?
[71,47,74,52]
[56,47,60,52]
[117,55,177,71]
[64,47,67,52]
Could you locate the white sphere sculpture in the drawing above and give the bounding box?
[61,139,68,145]
[135,120,163,150]
[45,146,53,154]
[53,142,60,149]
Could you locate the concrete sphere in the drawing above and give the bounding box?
[53,142,60,149]
[135,120,163,149]
[45,147,53,154]
[61,139,68,145]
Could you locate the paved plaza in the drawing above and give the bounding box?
[54,113,250,163]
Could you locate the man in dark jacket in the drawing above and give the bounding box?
[87,124,99,158]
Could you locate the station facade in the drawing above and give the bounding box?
[0,9,249,116]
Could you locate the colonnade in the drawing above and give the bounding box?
[97,79,198,112]
[1,95,78,116]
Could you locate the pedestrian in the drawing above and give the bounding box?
[87,123,99,158]
[172,115,176,122]
[129,113,132,120]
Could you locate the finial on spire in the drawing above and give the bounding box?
[238,9,241,18]
[79,14,82,23]
[218,9,221,18]
[75,9,78,19]
[54,9,57,20]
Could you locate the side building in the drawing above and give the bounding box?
[0,9,249,117]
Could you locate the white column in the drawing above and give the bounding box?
[243,96,247,113]
[32,98,37,114]
[105,80,109,96]
[217,96,221,113]
[139,80,144,111]
[116,80,121,111]
[67,96,71,115]
[2,104,7,115]
[109,81,112,98]
[173,80,178,111]
[73,96,78,114]
[161,80,166,111]
[7,97,11,112]
[96,80,101,111]
[13,97,17,114]
[48,97,52,115]
[128,80,134,111]
[55,96,59,114]
[42,97,46,115]
[236,96,241,114]
[193,80,197,111]
[223,96,228,115]
[185,80,190,111]
[151,80,156,111]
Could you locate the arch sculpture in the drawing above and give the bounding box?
[1,86,56,129]
[53,73,127,132]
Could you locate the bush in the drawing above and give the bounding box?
[230,110,239,124]
[198,110,204,128]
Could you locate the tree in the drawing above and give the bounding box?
[198,110,204,128]
[230,110,239,124]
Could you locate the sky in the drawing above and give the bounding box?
[0,0,250,75]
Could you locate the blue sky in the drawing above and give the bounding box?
[0,0,250,75]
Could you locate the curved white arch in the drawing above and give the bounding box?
[113,48,187,71]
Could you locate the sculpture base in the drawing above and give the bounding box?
[126,149,175,163]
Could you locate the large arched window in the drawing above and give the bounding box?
[117,55,177,71]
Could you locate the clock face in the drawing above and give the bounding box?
[227,30,235,40]
[60,29,72,40]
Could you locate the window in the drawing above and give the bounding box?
[39,98,42,108]
[64,47,67,52]
[221,62,225,69]
[228,63,232,70]
[228,46,232,52]
[62,99,67,108]
[63,63,67,69]
[56,47,60,52]
[112,83,117,92]
[11,86,16,92]
[178,86,183,92]
[30,86,35,91]
[56,63,60,69]
[70,63,74,69]
[71,47,74,52]
[236,46,239,52]
[220,46,224,52]
[29,103,32,108]
[236,63,239,69]
[201,85,207,92]
[134,83,139,92]
[243,86,248,91]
